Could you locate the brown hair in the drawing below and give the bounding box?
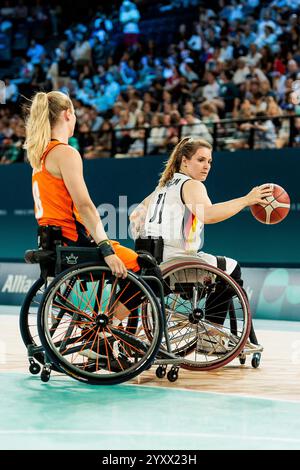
[24,91,73,170]
[158,137,212,187]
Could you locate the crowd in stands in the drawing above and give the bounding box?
[1,0,300,163]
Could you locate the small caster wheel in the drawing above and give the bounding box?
[41,365,51,383]
[29,362,41,375]
[156,365,166,379]
[251,353,261,369]
[167,367,179,383]
[239,355,246,365]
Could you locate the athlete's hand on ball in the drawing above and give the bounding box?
[105,254,127,279]
[245,184,273,206]
[250,183,290,224]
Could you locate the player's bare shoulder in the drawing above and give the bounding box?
[182,179,210,206]
[55,144,80,159]
[183,179,208,196]
[56,144,82,167]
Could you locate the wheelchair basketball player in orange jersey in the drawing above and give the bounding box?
[24,91,149,363]
[130,136,273,351]
[24,91,139,276]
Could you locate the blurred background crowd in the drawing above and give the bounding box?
[1,0,300,163]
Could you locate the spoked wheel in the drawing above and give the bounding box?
[37,263,163,385]
[157,261,251,371]
[19,277,47,366]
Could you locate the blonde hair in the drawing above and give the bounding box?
[24,91,73,170]
[158,137,212,187]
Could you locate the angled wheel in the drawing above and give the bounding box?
[157,260,251,371]
[37,263,163,385]
[19,277,46,366]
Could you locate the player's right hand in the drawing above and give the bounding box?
[104,254,127,279]
[245,184,274,206]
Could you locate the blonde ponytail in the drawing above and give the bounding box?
[158,137,212,187]
[24,90,73,170]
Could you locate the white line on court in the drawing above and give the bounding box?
[136,383,300,404]
[0,430,300,444]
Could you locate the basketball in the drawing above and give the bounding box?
[250,183,290,224]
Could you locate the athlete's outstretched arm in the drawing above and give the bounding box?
[182,180,273,224]
[57,146,127,278]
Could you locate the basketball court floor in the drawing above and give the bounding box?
[1,307,300,450]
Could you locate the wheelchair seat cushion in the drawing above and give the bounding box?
[137,251,158,269]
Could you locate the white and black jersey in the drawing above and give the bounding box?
[144,173,204,260]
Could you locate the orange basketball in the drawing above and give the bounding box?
[250,183,290,224]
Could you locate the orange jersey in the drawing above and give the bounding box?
[32,140,85,242]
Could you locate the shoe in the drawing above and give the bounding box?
[79,334,133,372]
[241,340,264,355]
[196,333,230,354]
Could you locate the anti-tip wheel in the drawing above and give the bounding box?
[251,353,261,369]
[29,362,41,375]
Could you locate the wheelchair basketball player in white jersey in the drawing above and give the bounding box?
[130,136,273,351]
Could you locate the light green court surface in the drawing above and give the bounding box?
[1,372,300,450]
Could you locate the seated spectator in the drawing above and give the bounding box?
[84,120,113,159]
[266,96,283,117]
[119,0,140,47]
[147,113,167,154]
[256,25,278,52]
[219,70,239,115]
[188,28,202,52]
[31,64,47,90]
[200,101,220,131]
[246,44,262,67]
[0,138,23,164]
[276,103,294,149]
[4,79,18,103]
[181,112,213,143]
[227,98,256,150]
[90,107,104,132]
[189,79,202,103]
[12,58,34,85]
[130,112,148,139]
[251,112,277,149]
[202,71,220,102]
[163,112,180,150]
[26,40,46,65]
[114,109,132,153]
[122,128,146,158]
[71,36,92,68]
[293,116,300,148]
[179,60,199,82]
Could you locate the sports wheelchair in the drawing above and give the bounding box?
[20,230,260,385]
